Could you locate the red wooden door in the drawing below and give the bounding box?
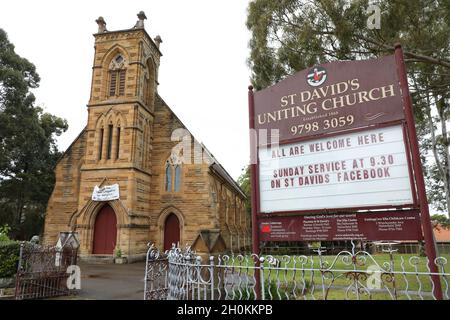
[164,213,180,251]
[93,205,117,254]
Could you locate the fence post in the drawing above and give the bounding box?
[210,256,215,300]
[14,242,25,299]
[185,254,191,300]
[196,256,202,300]
[317,247,327,299]
[17,242,24,273]
[143,244,151,300]
[259,257,265,300]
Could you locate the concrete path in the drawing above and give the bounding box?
[68,262,146,300]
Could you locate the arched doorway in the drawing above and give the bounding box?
[164,213,180,251]
[92,204,117,254]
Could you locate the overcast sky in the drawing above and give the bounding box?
[0,0,252,180]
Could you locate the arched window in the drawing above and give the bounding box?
[142,59,155,106]
[143,72,149,104]
[98,126,104,160]
[165,155,182,193]
[109,54,127,97]
[165,161,172,192]
[116,124,121,160]
[174,165,181,192]
[107,123,113,159]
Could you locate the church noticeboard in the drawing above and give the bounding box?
[92,184,120,202]
[259,124,414,213]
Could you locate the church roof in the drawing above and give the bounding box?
[156,94,246,199]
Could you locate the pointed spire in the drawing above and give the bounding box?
[154,35,163,49]
[95,16,107,33]
[134,11,147,29]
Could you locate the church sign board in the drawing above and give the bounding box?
[250,53,424,242]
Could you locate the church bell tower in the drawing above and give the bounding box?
[76,11,163,257]
[85,11,162,170]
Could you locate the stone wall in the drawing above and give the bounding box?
[43,130,86,246]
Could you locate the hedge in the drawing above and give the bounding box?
[0,241,20,278]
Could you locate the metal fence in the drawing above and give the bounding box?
[14,243,78,300]
[144,242,450,300]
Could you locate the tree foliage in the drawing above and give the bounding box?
[237,166,251,217]
[431,214,450,229]
[0,29,68,240]
[0,224,11,242]
[247,0,450,215]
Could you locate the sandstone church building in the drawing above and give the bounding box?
[43,12,250,261]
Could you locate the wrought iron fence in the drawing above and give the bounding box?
[144,241,450,300]
[14,243,78,300]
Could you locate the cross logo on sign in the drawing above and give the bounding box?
[261,225,271,233]
[306,66,327,87]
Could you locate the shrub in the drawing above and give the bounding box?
[115,247,122,258]
[0,241,20,278]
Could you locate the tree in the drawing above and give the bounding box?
[0,29,68,240]
[431,214,450,229]
[247,0,450,216]
[237,166,251,216]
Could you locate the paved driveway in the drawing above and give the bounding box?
[72,262,146,300]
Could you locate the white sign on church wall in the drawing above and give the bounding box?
[92,184,120,202]
[258,125,414,213]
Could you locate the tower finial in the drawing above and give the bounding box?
[134,11,147,29]
[154,35,163,48]
[95,16,107,33]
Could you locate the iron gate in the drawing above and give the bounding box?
[14,242,78,300]
[144,243,169,300]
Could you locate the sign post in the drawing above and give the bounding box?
[248,85,262,300]
[394,44,442,299]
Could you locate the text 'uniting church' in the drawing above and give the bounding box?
[43,12,250,261]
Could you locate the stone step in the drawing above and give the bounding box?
[79,255,115,264]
